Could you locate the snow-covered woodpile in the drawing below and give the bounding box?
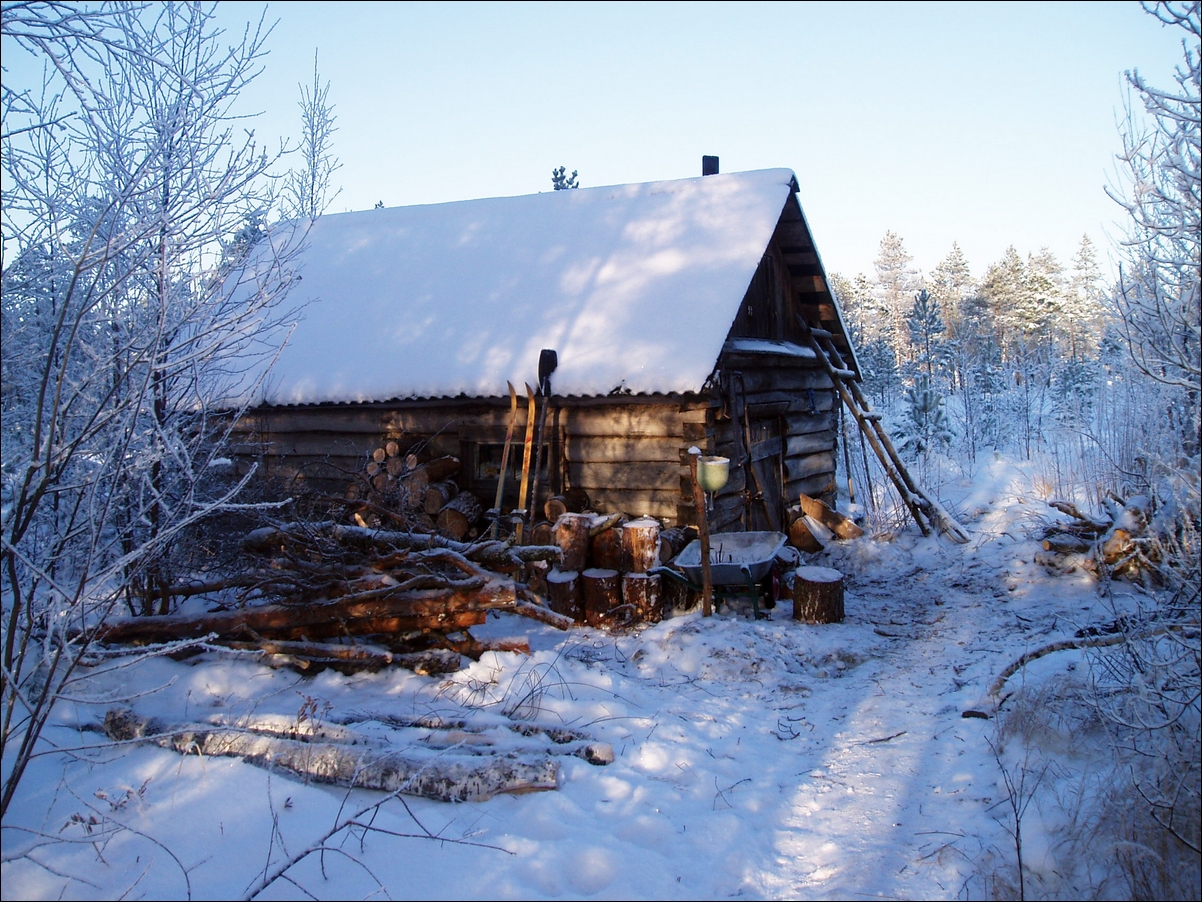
[1037,495,1175,583]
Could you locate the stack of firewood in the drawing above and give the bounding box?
[1037,495,1163,581]
[97,523,569,672]
[543,514,692,627]
[345,445,483,540]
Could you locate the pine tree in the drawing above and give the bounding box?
[1065,234,1107,358]
[551,166,579,190]
[907,289,947,384]
[873,231,921,362]
[929,242,975,331]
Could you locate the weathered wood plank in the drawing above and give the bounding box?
[568,461,680,493]
[564,435,686,463]
[783,411,838,435]
[785,429,837,457]
[784,452,837,483]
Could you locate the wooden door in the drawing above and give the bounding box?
[746,417,784,532]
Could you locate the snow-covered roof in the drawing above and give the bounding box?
[247,169,800,405]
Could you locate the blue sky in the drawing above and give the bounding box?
[8,2,1190,281]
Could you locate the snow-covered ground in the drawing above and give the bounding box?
[1,457,1163,900]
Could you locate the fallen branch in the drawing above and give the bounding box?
[103,707,559,803]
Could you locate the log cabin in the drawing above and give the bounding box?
[228,164,860,534]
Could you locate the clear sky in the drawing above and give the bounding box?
[9,2,1192,282]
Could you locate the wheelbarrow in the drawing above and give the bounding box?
[654,531,795,618]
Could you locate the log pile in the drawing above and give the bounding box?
[787,492,864,554]
[97,522,570,672]
[1036,495,1163,581]
[543,514,681,627]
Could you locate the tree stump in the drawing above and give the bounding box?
[546,568,583,622]
[621,517,660,573]
[436,491,482,541]
[554,512,591,571]
[582,568,621,627]
[589,525,624,571]
[792,566,844,624]
[622,572,662,623]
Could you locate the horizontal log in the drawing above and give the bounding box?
[563,435,687,463]
[567,460,680,493]
[728,368,833,394]
[785,429,837,457]
[783,411,838,435]
[98,583,513,645]
[103,708,559,802]
[784,452,837,483]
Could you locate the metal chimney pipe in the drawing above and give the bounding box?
[702,155,719,176]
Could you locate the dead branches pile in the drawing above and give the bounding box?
[97,522,570,672]
[1037,495,1168,582]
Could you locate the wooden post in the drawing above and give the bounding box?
[689,450,714,618]
[792,566,844,623]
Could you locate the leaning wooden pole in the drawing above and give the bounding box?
[796,315,968,543]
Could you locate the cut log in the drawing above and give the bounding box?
[582,568,621,627]
[530,520,554,547]
[97,581,513,645]
[788,516,824,553]
[793,565,844,624]
[798,492,864,540]
[553,512,591,572]
[423,480,459,515]
[589,525,624,571]
[546,568,583,622]
[562,487,590,513]
[1042,533,1091,554]
[659,526,693,562]
[622,572,662,623]
[437,492,482,541]
[621,518,660,573]
[385,440,400,458]
[544,495,568,521]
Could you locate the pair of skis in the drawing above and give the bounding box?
[490,350,557,542]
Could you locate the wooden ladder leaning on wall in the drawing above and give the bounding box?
[796,316,970,544]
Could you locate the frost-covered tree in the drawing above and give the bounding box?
[1065,234,1108,358]
[551,166,579,190]
[830,272,874,338]
[907,289,947,385]
[929,242,975,332]
[282,50,341,220]
[1,2,299,820]
[872,231,922,360]
[1107,1,1200,459]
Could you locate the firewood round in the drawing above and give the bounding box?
[423,480,459,515]
[622,572,662,623]
[621,517,661,573]
[553,512,591,571]
[546,568,583,622]
[436,492,482,541]
[589,524,624,571]
[582,568,621,627]
[792,566,844,624]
